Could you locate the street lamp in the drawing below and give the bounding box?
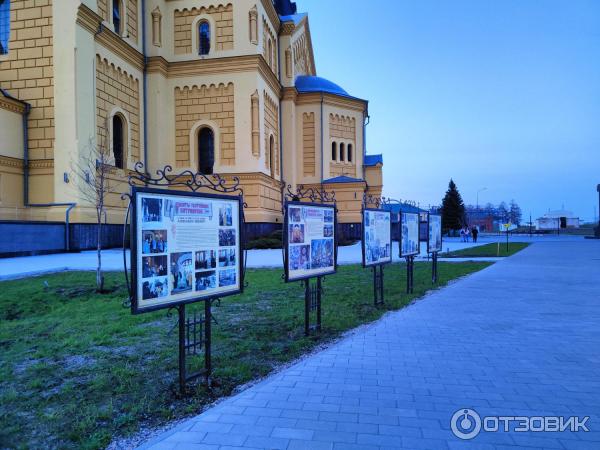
[476,187,487,210]
[596,184,600,239]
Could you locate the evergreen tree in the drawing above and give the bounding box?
[498,201,509,222]
[509,199,522,225]
[440,179,466,233]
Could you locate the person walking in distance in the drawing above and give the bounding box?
[471,226,479,243]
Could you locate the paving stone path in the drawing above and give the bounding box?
[141,241,600,449]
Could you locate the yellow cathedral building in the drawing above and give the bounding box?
[0,0,383,255]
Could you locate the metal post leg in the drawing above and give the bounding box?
[304,280,310,336]
[316,277,322,332]
[406,256,411,294]
[380,265,384,303]
[205,300,212,385]
[432,253,438,284]
[178,304,186,395]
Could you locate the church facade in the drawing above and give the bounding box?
[0,0,383,253]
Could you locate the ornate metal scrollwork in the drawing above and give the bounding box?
[363,193,382,209]
[381,197,418,208]
[127,162,246,203]
[284,184,336,205]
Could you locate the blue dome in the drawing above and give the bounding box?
[295,76,350,97]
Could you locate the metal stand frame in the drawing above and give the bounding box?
[283,184,336,336]
[405,255,415,294]
[121,163,247,395]
[176,301,215,394]
[303,277,322,335]
[431,252,439,283]
[372,264,384,306]
[362,194,390,307]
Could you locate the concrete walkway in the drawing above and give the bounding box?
[0,235,584,281]
[140,240,600,450]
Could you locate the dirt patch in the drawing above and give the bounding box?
[63,355,96,371]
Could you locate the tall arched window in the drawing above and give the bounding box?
[112,114,125,169]
[198,127,215,174]
[347,144,353,162]
[112,0,122,35]
[269,135,276,178]
[331,142,337,161]
[199,21,210,55]
[339,143,345,162]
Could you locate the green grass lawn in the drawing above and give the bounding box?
[0,262,490,449]
[442,242,530,257]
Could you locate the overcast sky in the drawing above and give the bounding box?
[302,0,600,222]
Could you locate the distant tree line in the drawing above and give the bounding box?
[437,179,522,233]
[468,200,523,225]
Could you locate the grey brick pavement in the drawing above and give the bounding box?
[140,241,600,449]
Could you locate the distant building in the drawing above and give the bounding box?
[465,209,496,232]
[535,210,580,231]
[382,202,428,240]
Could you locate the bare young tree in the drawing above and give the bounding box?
[72,123,114,292]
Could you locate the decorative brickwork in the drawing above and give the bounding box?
[97,0,137,41]
[293,33,310,76]
[329,162,357,178]
[0,0,54,160]
[126,0,138,43]
[95,55,141,162]
[263,91,279,177]
[302,112,315,176]
[174,4,233,55]
[262,17,277,73]
[329,114,357,177]
[98,0,108,21]
[329,113,356,141]
[174,83,235,167]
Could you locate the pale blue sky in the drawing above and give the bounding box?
[301,0,600,221]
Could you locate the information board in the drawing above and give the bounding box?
[285,201,337,282]
[400,212,420,257]
[427,214,443,253]
[131,187,243,314]
[362,209,392,267]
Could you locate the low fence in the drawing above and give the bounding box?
[0,221,128,257]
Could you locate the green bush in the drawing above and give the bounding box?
[245,228,284,249]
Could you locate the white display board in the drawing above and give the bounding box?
[362,209,392,266]
[285,202,336,282]
[400,212,420,257]
[428,214,443,253]
[132,188,242,313]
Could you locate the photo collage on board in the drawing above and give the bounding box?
[140,198,170,302]
[288,205,335,276]
[139,195,239,305]
[364,211,391,264]
[216,202,237,290]
[401,213,419,256]
[429,215,442,252]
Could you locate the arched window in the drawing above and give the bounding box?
[112,0,122,35]
[198,127,215,174]
[112,114,125,169]
[331,142,337,161]
[269,135,275,178]
[267,38,273,67]
[199,21,210,55]
[347,144,353,162]
[339,143,345,162]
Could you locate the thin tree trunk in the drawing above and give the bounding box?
[97,210,104,292]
